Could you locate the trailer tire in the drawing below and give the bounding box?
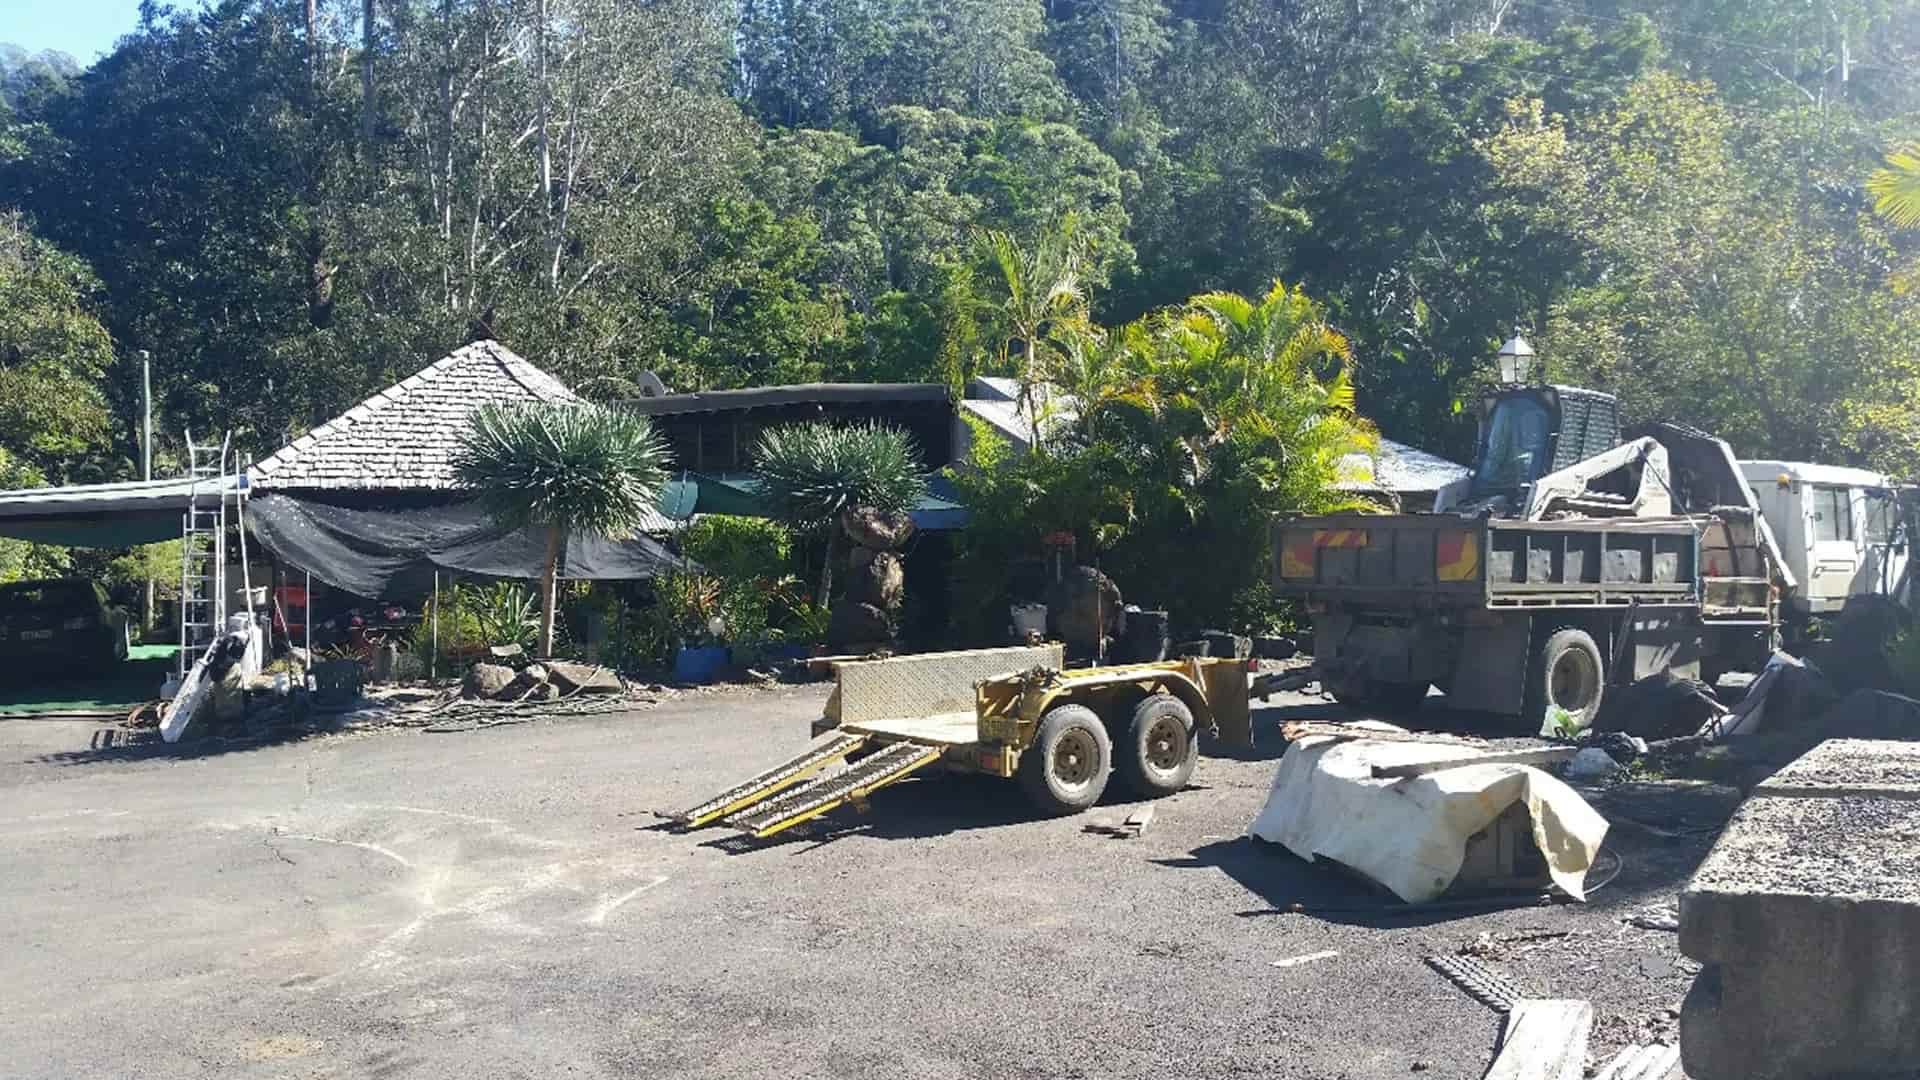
[1526,626,1606,732]
[1116,694,1197,798]
[1019,704,1111,815]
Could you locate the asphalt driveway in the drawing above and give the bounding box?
[0,686,1713,1078]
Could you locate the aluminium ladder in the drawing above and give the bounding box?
[177,431,232,680]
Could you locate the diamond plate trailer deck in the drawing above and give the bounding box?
[668,645,1255,839]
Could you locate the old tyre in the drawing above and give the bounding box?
[1527,626,1606,731]
[1116,694,1197,798]
[1018,703,1112,815]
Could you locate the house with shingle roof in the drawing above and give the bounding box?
[249,339,582,494]
[242,340,683,601]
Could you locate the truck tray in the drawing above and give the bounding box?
[724,741,945,838]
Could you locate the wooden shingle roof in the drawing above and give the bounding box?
[249,340,580,493]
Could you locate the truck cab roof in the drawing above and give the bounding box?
[1739,461,1891,489]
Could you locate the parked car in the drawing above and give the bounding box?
[0,578,130,670]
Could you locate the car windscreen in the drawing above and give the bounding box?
[0,582,98,613]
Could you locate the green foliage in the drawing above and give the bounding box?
[754,422,929,531]
[454,403,672,537]
[0,212,115,481]
[1870,145,1920,230]
[947,274,1373,637]
[682,515,793,582]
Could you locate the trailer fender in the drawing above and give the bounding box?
[1029,669,1213,735]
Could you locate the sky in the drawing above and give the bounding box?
[1,0,158,65]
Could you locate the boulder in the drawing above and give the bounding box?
[502,662,551,699]
[545,660,623,696]
[528,682,561,702]
[847,550,905,610]
[827,601,891,650]
[842,507,916,551]
[463,662,516,699]
[1044,566,1124,658]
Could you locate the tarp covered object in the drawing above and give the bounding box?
[247,493,684,599]
[1248,725,1609,903]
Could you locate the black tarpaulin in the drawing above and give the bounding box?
[247,493,685,599]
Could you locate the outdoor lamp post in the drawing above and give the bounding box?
[1497,334,1536,385]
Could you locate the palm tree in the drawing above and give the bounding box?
[1868,144,1920,229]
[453,402,670,657]
[974,220,1091,445]
[754,422,927,607]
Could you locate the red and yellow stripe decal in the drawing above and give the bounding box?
[1436,531,1479,582]
[1313,530,1369,549]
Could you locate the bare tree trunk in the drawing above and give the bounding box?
[536,0,552,216]
[361,0,376,147]
[816,528,837,610]
[539,526,561,657]
[306,0,319,90]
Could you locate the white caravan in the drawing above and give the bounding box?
[1740,461,1910,621]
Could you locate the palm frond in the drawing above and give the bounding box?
[754,421,929,531]
[452,402,671,538]
[1869,145,1920,230]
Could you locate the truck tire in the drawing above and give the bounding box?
[1116,693,1197,798]
[1526,626,1606,731]
[1018,704,1112,815]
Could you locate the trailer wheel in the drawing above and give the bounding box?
[1527,626,1606,731]
[1116,694,1197,798]
[1018,704,1112,815]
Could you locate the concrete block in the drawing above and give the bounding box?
[1754,738,1920,800]
[1679,781,1920,1079]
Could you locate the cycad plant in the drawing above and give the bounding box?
[755,421,927,607]
[453,401,670,657]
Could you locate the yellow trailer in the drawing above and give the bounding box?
[669,645,1256,839]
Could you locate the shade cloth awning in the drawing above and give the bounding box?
[247,493,686,599]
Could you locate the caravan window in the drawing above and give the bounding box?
[1813,485,1854,543]
[1866,491,1897,543]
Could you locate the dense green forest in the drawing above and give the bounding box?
[1,0,1917,496]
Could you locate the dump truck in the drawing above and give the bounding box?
[1274,380,1786,731]
[670,645,1256,838]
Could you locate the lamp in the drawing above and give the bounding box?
[1497,334,1536,385]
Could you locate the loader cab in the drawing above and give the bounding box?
[1469,385,1623,499]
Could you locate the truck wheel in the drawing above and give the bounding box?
[1018,704,1112,815]
[1116,694,1197,798]
[1527,627,1605,731]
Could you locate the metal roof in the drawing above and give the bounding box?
[1336,438,1471,494]
[623,383,950,417]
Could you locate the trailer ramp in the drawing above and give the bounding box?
[723,741,944,838]
[669,731,870,828]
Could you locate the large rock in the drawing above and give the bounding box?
[544,661,623,696]
[463,662,516,699]
[846,550,905,610]
[827,601,891,651]
[1680,738,1920,1079]
[842,507,915,551]
[1044,566,1123,658]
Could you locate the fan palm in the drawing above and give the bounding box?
[754,422,927,606]
[453,401,671,657]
